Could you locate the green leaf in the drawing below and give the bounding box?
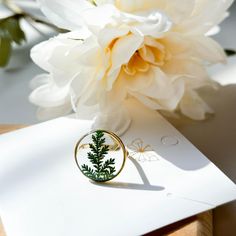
[0,15,26,67]
[1,17,25,45]
[0,33,12,67]
[81,164,96,179]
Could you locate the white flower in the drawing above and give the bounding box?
[30,0,233,133]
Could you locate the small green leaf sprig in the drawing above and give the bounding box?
[81,131,116,182]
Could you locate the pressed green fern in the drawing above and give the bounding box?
[81,131,116,181]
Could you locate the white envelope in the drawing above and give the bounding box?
[0,99,236,236]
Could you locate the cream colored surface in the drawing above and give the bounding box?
[0,126,213,236]
[0,126,24,236]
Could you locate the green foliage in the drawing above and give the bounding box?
[0,15,25,67]
[81,165,95,179]
[81,131,116,182]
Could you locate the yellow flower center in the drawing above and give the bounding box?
[122,51,149,75]
[122,37,171,76]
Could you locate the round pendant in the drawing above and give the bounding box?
[74,130,127,182]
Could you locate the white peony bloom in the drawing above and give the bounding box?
[30,0,234,134]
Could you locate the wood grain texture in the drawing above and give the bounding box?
[168,211,213,236]
[0,219,6,236]
[147,211,212,236]
[0,125,26,135]
[0,125,213,236]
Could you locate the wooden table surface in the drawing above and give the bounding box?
[0,125,213,236]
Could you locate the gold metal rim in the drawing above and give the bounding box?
[74,129,128,182]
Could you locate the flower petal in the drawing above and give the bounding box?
[162,0,195,24]
[82,4,118,32]
[30,30,90,72]
[70,68,98,104]
[124,67,185,110]
[162,58,209,79]
[31,38,59,72]
[110,33,144,71]
[120,10,172,38]
[105,33,143,89]
[36,103,72,120]
[180,90,213,120]
[29,74,50,90]
[178,0,234,34]
[98,26,129,48]
[37,0,94,30]
[188,36,226,64]
[29,80,70,108]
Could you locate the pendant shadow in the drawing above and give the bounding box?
[92,181,164,191]
[91,157,165,191]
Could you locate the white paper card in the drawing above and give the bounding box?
[0,100,236,236]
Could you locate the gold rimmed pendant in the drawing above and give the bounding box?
[74,130,128,182]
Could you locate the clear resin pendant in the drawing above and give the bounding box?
[75,130,127,182]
